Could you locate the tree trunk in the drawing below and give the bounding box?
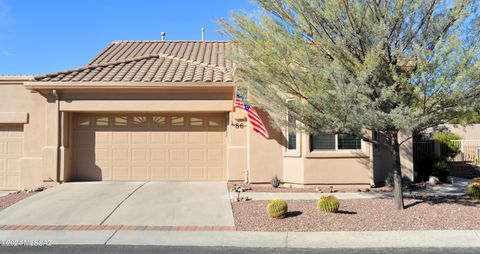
[388,130,404,210]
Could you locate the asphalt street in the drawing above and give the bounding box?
[0,246,478,254]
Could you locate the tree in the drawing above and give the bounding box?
[220,0,480,209]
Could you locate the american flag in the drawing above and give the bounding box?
[235,93,245,109]
[235,93,269,139]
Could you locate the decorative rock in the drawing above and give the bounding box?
[429,176,440,185]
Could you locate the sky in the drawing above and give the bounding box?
[0,0,257,75]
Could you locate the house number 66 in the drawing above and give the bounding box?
[233,123,245,129]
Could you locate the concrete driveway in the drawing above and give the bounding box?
[0,182,234,227]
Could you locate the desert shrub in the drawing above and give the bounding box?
[466,179,480,200]
[384,173,413,189]
[317,195,340,213]
[270,175,281,188]
[266,199,288,219]
[431,160,451,182]
[432,132,462,159]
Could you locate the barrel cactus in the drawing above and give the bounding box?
[466,179,480,200]
[317,195,340,213]
[266,199,288,219]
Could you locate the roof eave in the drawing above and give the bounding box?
[0,76,34,84]
[24,81,235,90]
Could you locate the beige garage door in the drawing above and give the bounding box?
[72,113,227,181]
[0,126,23,190]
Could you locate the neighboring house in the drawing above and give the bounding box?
[0,40,413,190]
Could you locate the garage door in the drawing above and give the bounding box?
[0,126,23,189]
[72,113,227,181]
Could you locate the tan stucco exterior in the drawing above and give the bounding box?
[0,75,416,190]
[1,36,422,190]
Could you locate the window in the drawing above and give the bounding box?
[152,116,166,127]
[190,117,203,127]
[338,135,362,149]
[171,116,185,127]
[286,100,296,150]
[114,116,128,126]
[310,134,335,150]
[133,116,147,127]
[95,117,109,126]
[77,117,90,126]
[310,134,361,151]
[208,117,222,127]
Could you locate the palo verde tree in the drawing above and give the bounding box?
[220,0,480,209]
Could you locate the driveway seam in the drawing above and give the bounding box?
[104,230,119,245]
[99,182,147,225]
[285,231,289,249]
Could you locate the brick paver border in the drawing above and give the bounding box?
[0,225,236,231]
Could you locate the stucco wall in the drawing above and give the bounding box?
[373,132,414,185]
[434,124,480,140]
[247,109,284,183]
[0,81,46,189]
[0,79,405,188]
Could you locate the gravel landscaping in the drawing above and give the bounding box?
[228,183,392,193]
[232,196,480,231]
[0,192,35,212]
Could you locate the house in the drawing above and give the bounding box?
[0,40,413,190]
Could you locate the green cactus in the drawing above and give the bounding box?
[466,179,480,200]
[266,199,288,219]
[317,195,340,213]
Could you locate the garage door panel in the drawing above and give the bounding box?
[94,149,110,162]
[150,149,167,162]
[112,148,129,162]
[95,132,111,145]
[169,149,186,162]
[207,149,225,162]
[207,133,224,145]
[132,132,148,144]
[207,166,224,179]
[169,132,186,145]
[7,142,23,155]
[132,149,148,162]
[188,150,205,162]
[188,132,205,144]
[72,114,226,181]
[169,166,187,179]
[151,166,167,179]
[6,158,20,171]
[112,132,129,145]
[188,166,205,179]
[5,174,20,189]
[112,166,129,180]
[150,132,167,144]
[131,166,148,179]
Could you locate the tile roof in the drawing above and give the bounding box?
[34,41,233,83]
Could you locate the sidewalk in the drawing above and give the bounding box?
[1,229,479,248]
[234,177,469,201]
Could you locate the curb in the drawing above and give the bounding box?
[0,225,236,232]
[1,229,480,248]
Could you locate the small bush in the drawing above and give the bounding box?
[266,199,288,219]
[384,173,413,189]
[431,160,451,183]
[466,179,480,200]
[432,132,462,159]
[271,175,281,188]
[317,195,340,213]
